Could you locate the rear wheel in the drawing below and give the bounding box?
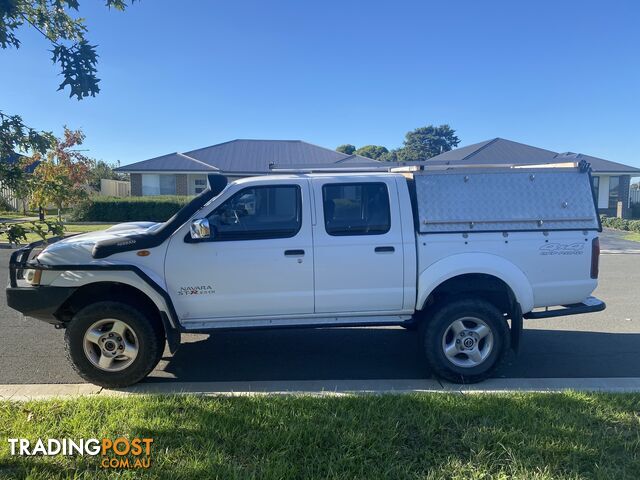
[65,301,165,388]
[422,298,509,383]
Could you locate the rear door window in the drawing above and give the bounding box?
[322,182,390,236]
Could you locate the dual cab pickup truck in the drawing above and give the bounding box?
[7,163,605,387]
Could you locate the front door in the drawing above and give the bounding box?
[312,177,405,313]
[165,180,314,321]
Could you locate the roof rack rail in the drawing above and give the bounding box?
[267,161,589,174]
[267,164,423,174]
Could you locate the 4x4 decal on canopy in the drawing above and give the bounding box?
[539,243,585,256]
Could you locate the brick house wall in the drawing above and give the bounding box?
[176,174,188,196]
[130,173,142,196]
[620,175,631,218]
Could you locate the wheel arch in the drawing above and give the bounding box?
[417,253,531,352]
[417,253,534,313]
[54,281,180,354]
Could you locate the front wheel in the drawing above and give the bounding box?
[65,301,165,388]
[422,298,510,383]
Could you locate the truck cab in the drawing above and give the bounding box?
[166,174,416,326]
[7,165,606,387]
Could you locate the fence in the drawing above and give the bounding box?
[100,179,131,197]
[0,182,25,211]
[631,189,640,205]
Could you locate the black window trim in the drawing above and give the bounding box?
[207,184,303,242]
[322,181,391,237]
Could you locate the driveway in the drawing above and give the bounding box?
[0,250,638,384]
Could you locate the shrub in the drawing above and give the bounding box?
[70,196,193,222]
[600,215,640,233]
[0,196,16,212]
[629,219,640,232]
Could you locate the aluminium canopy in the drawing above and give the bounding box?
[414,165,600,233]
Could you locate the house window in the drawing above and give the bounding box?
[591,176,599,203]
[608,176,620,209]
[160,175,176,195]
[142,174,176,196]
[194,178,207,194]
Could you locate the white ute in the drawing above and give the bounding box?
[7,162,605,387]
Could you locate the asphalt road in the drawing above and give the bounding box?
[600,228,640,252]
[0,249,639,385]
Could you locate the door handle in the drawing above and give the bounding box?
[375,246,395,253]
[284,249,305,257]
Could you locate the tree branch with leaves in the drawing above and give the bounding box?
[2,1,137,201]
[0,219,65,245]
[30,127,93,220]
[1,0,136,100]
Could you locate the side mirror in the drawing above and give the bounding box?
[190,218,211,240]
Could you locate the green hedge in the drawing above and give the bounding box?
[600,215,640,233]
[70,196,193,222]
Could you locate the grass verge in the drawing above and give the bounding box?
[0,393,639,479]
[623,232,640,243]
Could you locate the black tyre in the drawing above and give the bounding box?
[64,301,165,388]
[422,298,510,383]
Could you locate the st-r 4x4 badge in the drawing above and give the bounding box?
[178,285,215,295]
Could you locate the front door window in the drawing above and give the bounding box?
[207,185,301,241]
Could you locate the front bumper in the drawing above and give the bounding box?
[7,237,75,323]
[6,285,76,323]
[523,296,606,319]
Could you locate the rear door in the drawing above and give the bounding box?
[312,177,405,313]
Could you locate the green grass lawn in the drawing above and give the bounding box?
[623,232,640,243]
[64,224,116,233]
[0,212,30,220]
[0,393,639,479]
[0,223,115,244]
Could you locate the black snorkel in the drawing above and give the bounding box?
[92,174,228,259]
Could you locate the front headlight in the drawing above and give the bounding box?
[23,269,42,286]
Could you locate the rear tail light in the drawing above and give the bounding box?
[591,237,600,279]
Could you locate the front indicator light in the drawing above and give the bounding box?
[25,269,42,285]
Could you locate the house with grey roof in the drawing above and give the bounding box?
[117,136,639,218]
[427,138,640,218]
[116,139,379,196]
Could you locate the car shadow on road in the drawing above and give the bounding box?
[144,327,640,383]
[149,327,428,382]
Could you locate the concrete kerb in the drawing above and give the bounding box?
[1,378,640,401]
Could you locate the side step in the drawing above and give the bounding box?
[180,314,413,332]
[523,296,606,319]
